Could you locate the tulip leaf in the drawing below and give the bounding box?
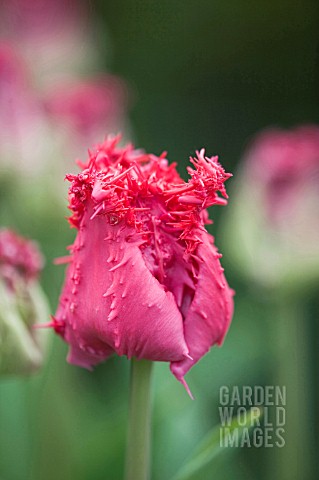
[171,407,263,480]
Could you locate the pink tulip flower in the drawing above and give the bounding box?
[53,137,234,393]
[224,125,319,291]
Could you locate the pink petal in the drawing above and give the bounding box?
[170,231,234,385]
[56,201,189,368]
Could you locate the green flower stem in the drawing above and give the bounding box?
[125,358,153,480]
[271,297,313,480]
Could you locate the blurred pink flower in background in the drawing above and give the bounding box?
[0,0,130,189]
[246,126,319,224]
[0,43,53,177]
[1,0,84,39]
[223,125,319,291]
[44,75,130,159]
[0,0,99,87]
[0,228,49,375]
[53,137,234,394]
[0,228,43,285]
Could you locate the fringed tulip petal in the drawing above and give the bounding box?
[170,232,234,384]
[56,202,189,367]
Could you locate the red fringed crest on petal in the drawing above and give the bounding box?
[66,137,232,255]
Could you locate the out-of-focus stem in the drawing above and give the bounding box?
[272,297,313,480]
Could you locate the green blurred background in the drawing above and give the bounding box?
[1,1,318,479]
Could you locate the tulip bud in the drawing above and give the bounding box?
[53,136,234,392]
[0,229,49,375]
[223,125,319,292]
